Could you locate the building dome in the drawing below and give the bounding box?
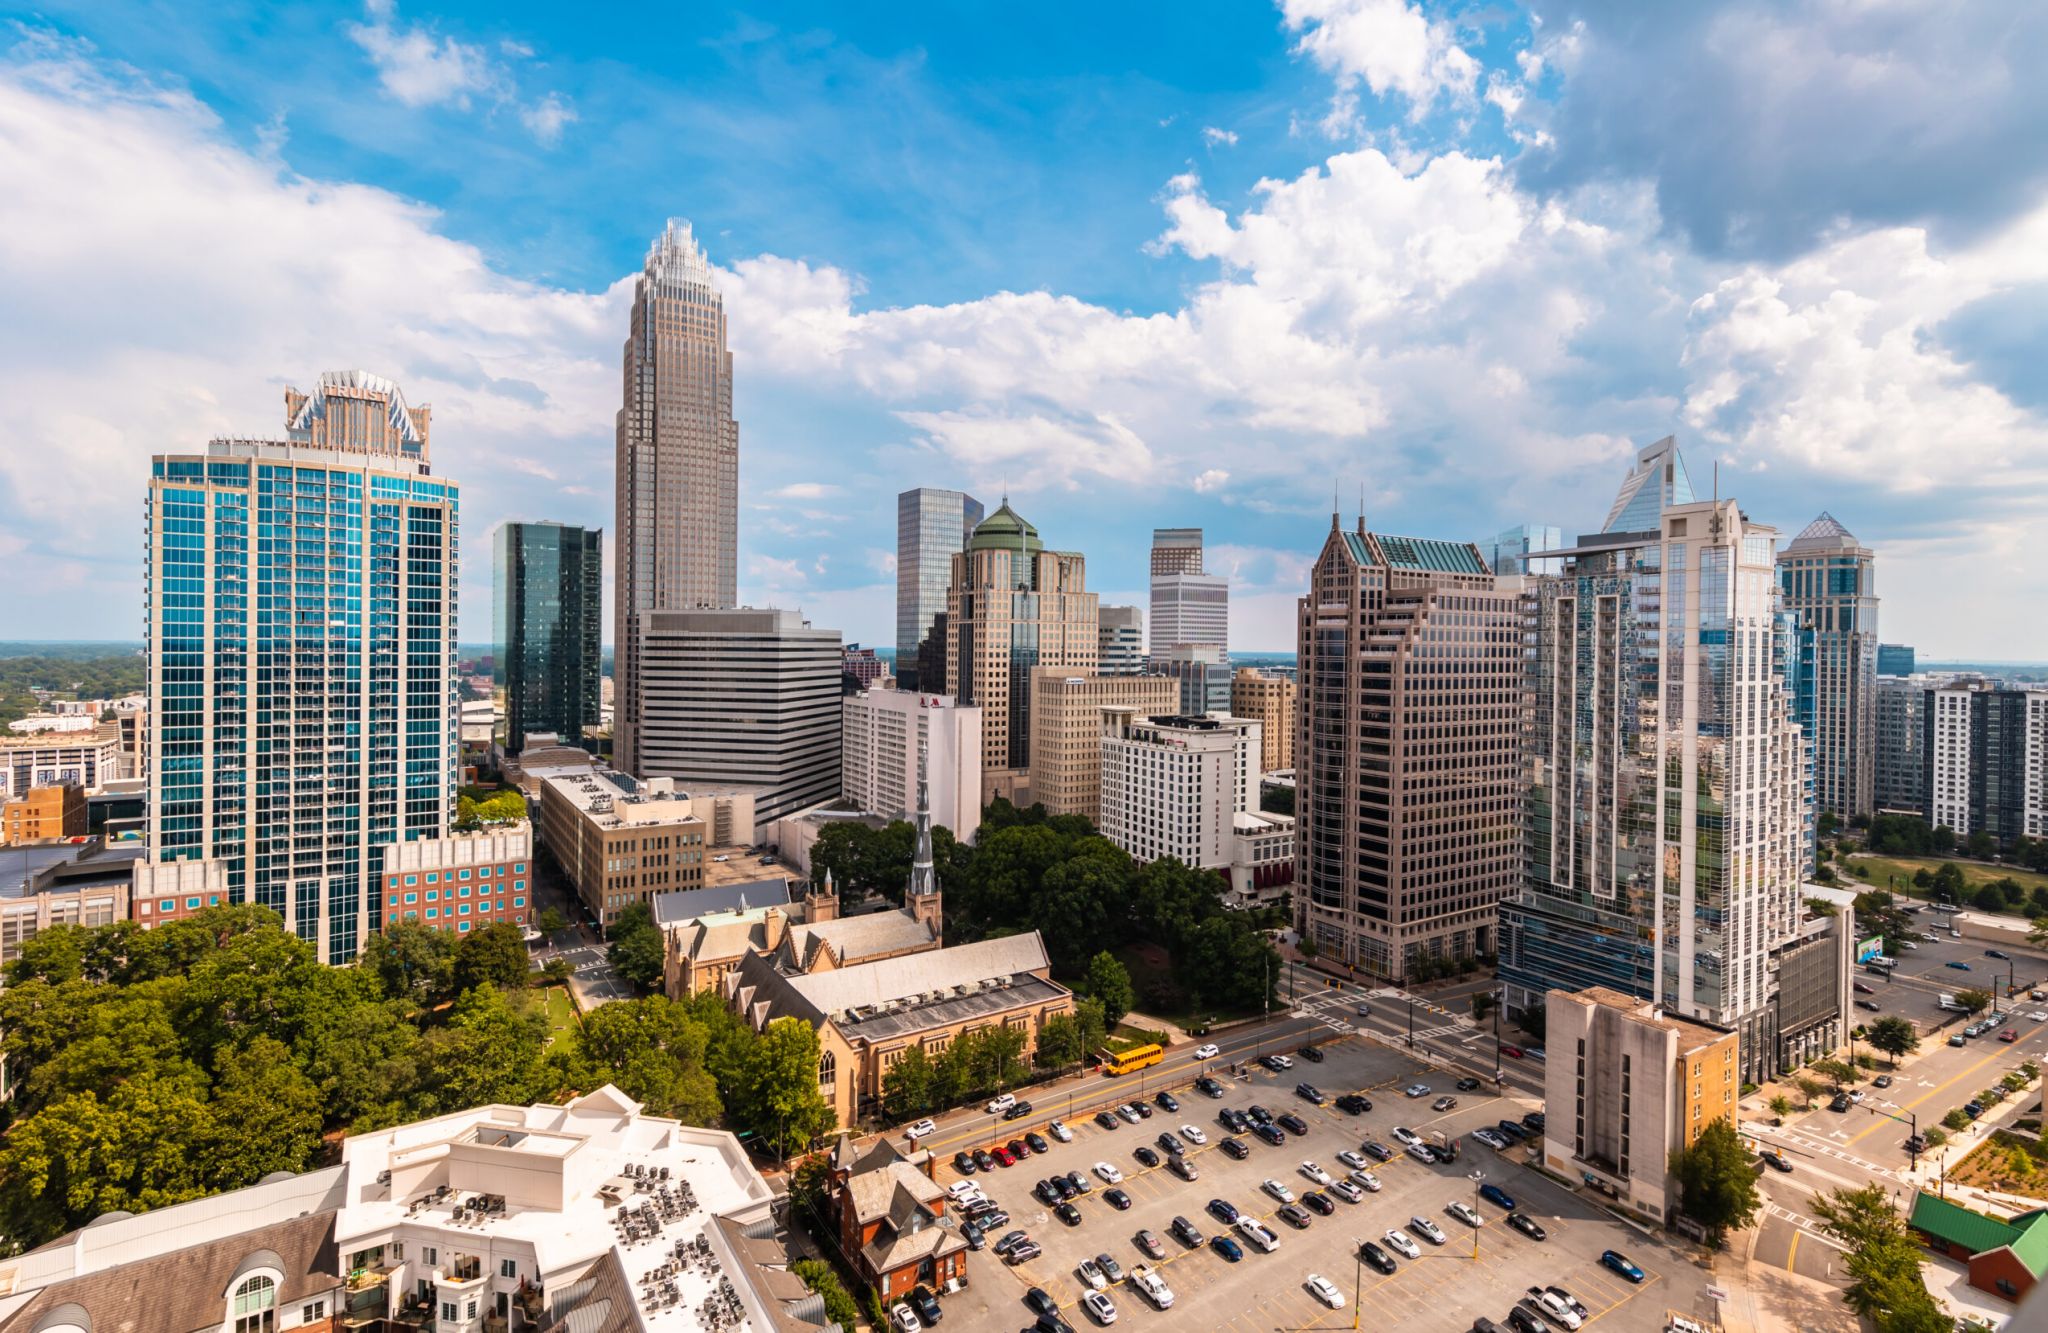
[966,502,1043,555]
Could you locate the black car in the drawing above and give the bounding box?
[1132,1101,1154,1120]
[1220,1108,1250,1132]
[953,1151,977,1175]
[1301,1190,1335,1215]
[1155,1091,1180,1112]
[973,1149,997,1172]
[1456,1077,1482,1091]
[1495,1120,1528,1142]
[1856,999,1881,1012]
[909,1286,943,1325]
[1359,1239,1398,1274]
[1361,1140,1394,1162]
[1295,1082,1326,1105]
[1054,1202,1083,1227]
[1157,1130,1182,1153]
[1095,1111,1121,1130]
[1169,1215,1204,1247]
[1065,1170,1092,1195]
[1220,1137,1250,1160]
[1259,1054,1287,1072]
[1335,1094,1372,1115]
[1254,1123,1288,1146]
[1297,1044,1325,1063]
[1505,1212,1547,1241]
[1025,1132,1050,1154]
[1134,1145,1160,1168]
[1034,1180,1061,1206]
[1507,1308,1549,1333]
[1278,1113,1310,1136]
[961,1220,986,1250]
[1025,1288,1059,1318]
[1829,1093,1852,1113]
[1207,1198,1240,1225]
[976,1208,1010,1229]
[1247,1104,1274,1125]
[1105,1188,1132,1210]
[1988,949,2011,961]
[1195,1076,1225,1098]
[1759,1150,1794,1173]
[994,1229,1029,1257]
[1520,1112,1545,1132]
[1210,1235,1243,1262]
[1004,1100,1035,1121]
[1167,1155,1199,1182]
[1035,1317,1074,1333]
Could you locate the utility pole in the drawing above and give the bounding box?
[1468,1169,1485,1260]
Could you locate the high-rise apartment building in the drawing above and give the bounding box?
[495,521,602,755]
[1499,438,1817,1083]
[1776,514,1878,819]
[1097,605,1145,675]
[1027,669,1180,821]
[1876,675,1929,814]
[896,488,983,692]
[842,689,982,839]
[141,370,458,963]
[1150,644,1232,716]
[1099,712,1259,870]
[1230,667,1296,774]
[1878,644,1917,677]
[841,644,885,692]
[1149,528,1228,654]
[635,608,842,821]
[1482,523,1566,576]
[615,220,741,775]
[1924,684,2048,843]
[1294,519,1524,980]
[945,503,1098,794]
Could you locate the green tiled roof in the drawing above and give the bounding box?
[1373,533,1487,574]
[1909,1191,2030,1255]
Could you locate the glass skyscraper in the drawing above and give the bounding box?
[144,371,458,963]
[1480,522,1566,576]
[1776,514,1878,819]
[896,487,983,691]
[495,521,602,755]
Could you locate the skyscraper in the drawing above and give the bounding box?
[1875,675,1927,815]
[1150,644,1232,715]
[1096,605,1145,675]
[1499,439,1820,1083]
[141,370,458,963]
[1149,528,1228,654]
[1481,523,1566,576]
[1294,519,1524,980]
[615,219,740,775]
[896,488,983,692]
[1230,667,1297,774]
[1923,683,2048,844]
[1777,514,1878,819]
[1878,644,1916,677]
[945,502,1098,794]
[495,521,602,756]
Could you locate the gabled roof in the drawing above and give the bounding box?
[652,877,799,927]
[1908,1190,2030,1254]
[1326,528,1488,575]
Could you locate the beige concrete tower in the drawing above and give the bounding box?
[615,219,740,775]
[1230,667,1297,773]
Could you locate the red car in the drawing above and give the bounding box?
[1501,1045,1525,1059]
[993,1144,1017,1166]
[2002,1030,2020,1044]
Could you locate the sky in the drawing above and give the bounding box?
[3,1,2047,656]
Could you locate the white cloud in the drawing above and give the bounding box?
[1202,126,1239,148]
[518,91,576,146]
[346,2,503,109]
[772,481,838,499]
[1192,468,1230,493]
[1280,0,1480,125]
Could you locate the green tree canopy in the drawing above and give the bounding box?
[1955,988,1992,1016]
[605,901,666,993]
[1866,1016,1920,1066]
[1669,1117,1762,1248]
[1084,951,1136,1028]
[453,922,531,995]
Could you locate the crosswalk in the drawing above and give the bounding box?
[1743,1120,1901,1180]
[1763,1200,1849,1251]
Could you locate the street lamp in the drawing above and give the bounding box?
[1467,1169,1485,1260]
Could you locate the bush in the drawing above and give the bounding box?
[1944,1109,1972,1131]
[1925,1127,1948,1148]
[790,1259,861,1332]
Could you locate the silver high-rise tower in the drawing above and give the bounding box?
[615,219,740,774]
[896,488,983,691]
[1776,514,1878,819]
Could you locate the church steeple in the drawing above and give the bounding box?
[906,746,943,942]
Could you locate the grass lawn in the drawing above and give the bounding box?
[1103,1024,1171,1054]
[1840,854,2048,899]
[542,986,577,1047]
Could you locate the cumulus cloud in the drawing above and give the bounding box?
[346,1,575,144]
[1280,0,1479,126]
[519,92,577,146]
[1192,468,1230,493]
[1202,126,1239,148]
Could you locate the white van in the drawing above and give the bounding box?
[985,1093,1016,1115]
[1938,994,1966,1012]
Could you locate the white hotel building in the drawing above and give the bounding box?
[1098,711,1259,870]
[840,688,982,840]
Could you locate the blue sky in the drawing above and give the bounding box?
[3,1,2047,654]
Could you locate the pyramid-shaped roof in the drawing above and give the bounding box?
[1785,511,1859,549]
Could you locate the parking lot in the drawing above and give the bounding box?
[1857,910,2048,1034]
[927,1037,1717,1333]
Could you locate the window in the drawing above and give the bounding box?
[186,897,201,910]
[161,899,174,911]
[232,1274,276,1333]
[301,1301,327,1322]
[819,1050,837,1092]
[500,1259,518,1278]
[426,873,438,884]
[442,1303,458,1322]
[406,874,417,886]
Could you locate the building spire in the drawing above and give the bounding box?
[907,750,937,899]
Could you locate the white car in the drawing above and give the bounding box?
[1349,1169,1381,1193]
[1531,1289,1583,1330]
[890,1302,922,1332]
[1384,1229,1422,1259]
[1306,1275,1344,1309]
[1446,1200,1481,1227]
[1262,1178,1296,1204]
[1194,1043,1220,1060]
[1115,1104,1142,1124]
[1390,1126,1423,1148]
[945,1180,982,1201]
[1049,1119,1074,1143]
[1093,1161,1124,1185]
[1336,1149,1368,1171]
[1405,1144,1437,1165]
[986,1093,1016,1114]
[1077,1258,1107,1290]
[1847,1090,1865,1104]
[1180,1124,1209,1145]
[1410,1216,1447,1245]
[1299,1160,1334,1185]
[1404,1083,1432,1098]
[905,1118,937,1140]
[2029,1011,2048,1022]
[1081,1289,1117,1325]
[1235,1217,1280,1252]
[1271,1054,1295,1069]
[1471,1128,1509,1150]
[1328,1179,1364,1203]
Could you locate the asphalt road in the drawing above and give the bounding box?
[1278,960,1548,1099]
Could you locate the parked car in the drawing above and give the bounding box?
[1133,1146,1160,1168]
[1446,1200,1482,1227]
[1988,949,2011,960]
[993,1230,1030,1256]
[1297,1044,1325,1063]
[1472,1128,1509,1150]
[1302,1191,1336,1216]
[1104,1188,1131,1210]
[1026,1131,1051,1154]
[909,1287,943,1326]
[1948,961,1974,971]
[1362,1140,1395,1161]
[1155,1091,1179,1113]
[1180,1124,1209,1145]
[1079,1290,1116,1326]
[906,1118,937,1139]
[1410,1216,1447,1245]
[1299,1160,1334,1185]
[1095,1253,1124,1284]
[1359,1238,1398,1273]
[1115,1104,1141,1124]
[1495,1119,1529,1142]
[1220,1137,1250,1159]
[1194,1076,1224,1098]
[1307,1275,1344,1309]
[1296,1083,1327,1106]
[1329,1178,1364,1203]
[1209,1197,1242,1225]
[1168,1215,1204,1248]
[1096,1110,1121,1130]
[1254,1123,1287,1146]
[1383,1229,1421,1259]
[1007,1240,1042,1264]
[1167,1155,1198,1182]
[1456,1077,1482,1091]
[1600,1250,1645,1283]
[1404,1084,1432,1098]
[1829,1094,1851,1112]
[1209,1235,1243,1262]
[961,1220,985,1250]
[1432,1095,1459,1111]
[1134,1229,1166,1259]
[1506,1212,1547,1241]
[1054,1202,1083,1227]
[1336,1094,1372,1115]
[1391,1126,1423,1148]
[1872,1075,1893,1090]
[890,1302,922,1332]
[1277,1203,1311,1229]
[1261,1179,1295,1204]
[1156,1130,1182,1154]
[1049,1119,1073,1143]
[953,1151,977,1175]
[1480,1183,1517,1210]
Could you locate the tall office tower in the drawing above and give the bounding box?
[1294,519,1524,981]
[1500,440,1818,1083]
[842,688,982,839]
[1878,644,1916,677]
[1230,667,1297,774]
[1027,668,1180,820]
[635,608,842,821]
[1924,683,2048,843]
[1148,528,1228,655]
[1150,527,1204,576]
[915,613,949,696]
[1099,712,1260,870]
[1875,675,1927,815]
[1776,514,1878,819]
[896,488,983,692]
[141,370,457,963]
[494,521,602,756]
[615,219,740,776]
[1150,644,1232,715]
[1097,605,1145,675]
[1481,523,1567,576]
[945,503,1098,794]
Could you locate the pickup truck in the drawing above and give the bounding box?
[1126,1264,1175,1310]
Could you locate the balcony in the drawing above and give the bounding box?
[347,1264,398,1293]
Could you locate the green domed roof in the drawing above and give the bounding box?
[967,502,1043,554]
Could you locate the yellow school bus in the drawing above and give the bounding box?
[1099,1044,1164,1076]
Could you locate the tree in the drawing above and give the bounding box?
[1084,952,1136,1029]
[1793,1075,1825,1110]
[1956,988,1992,1016]
[0,1076,217,1248]
[1810,1184,1950,1333]
[1669,1117,1762,1248]
[1768,1095,1794,1120]
[605,901,666,993]
[1471,990,1495,1023]
[420,984,550,1112]
[1811,1058,1859,1089]
[1867,1016,1921,1066]
[882,1044,936,1120]
[453,922,532,995]
[537,906,568,936]
[542,956,573,984]
[738,1018,838,1159]
[1260,784,1294,817]
[556,995,721,1124]
[791,1258,861,1332]
[366,920,457,1008]
[1931,825,1957,856]
[1966,830,1997,860]
[206,1035,324,1186]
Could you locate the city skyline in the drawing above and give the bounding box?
[5,5,2047,658]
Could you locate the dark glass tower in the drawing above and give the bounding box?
[495,521,603,755]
